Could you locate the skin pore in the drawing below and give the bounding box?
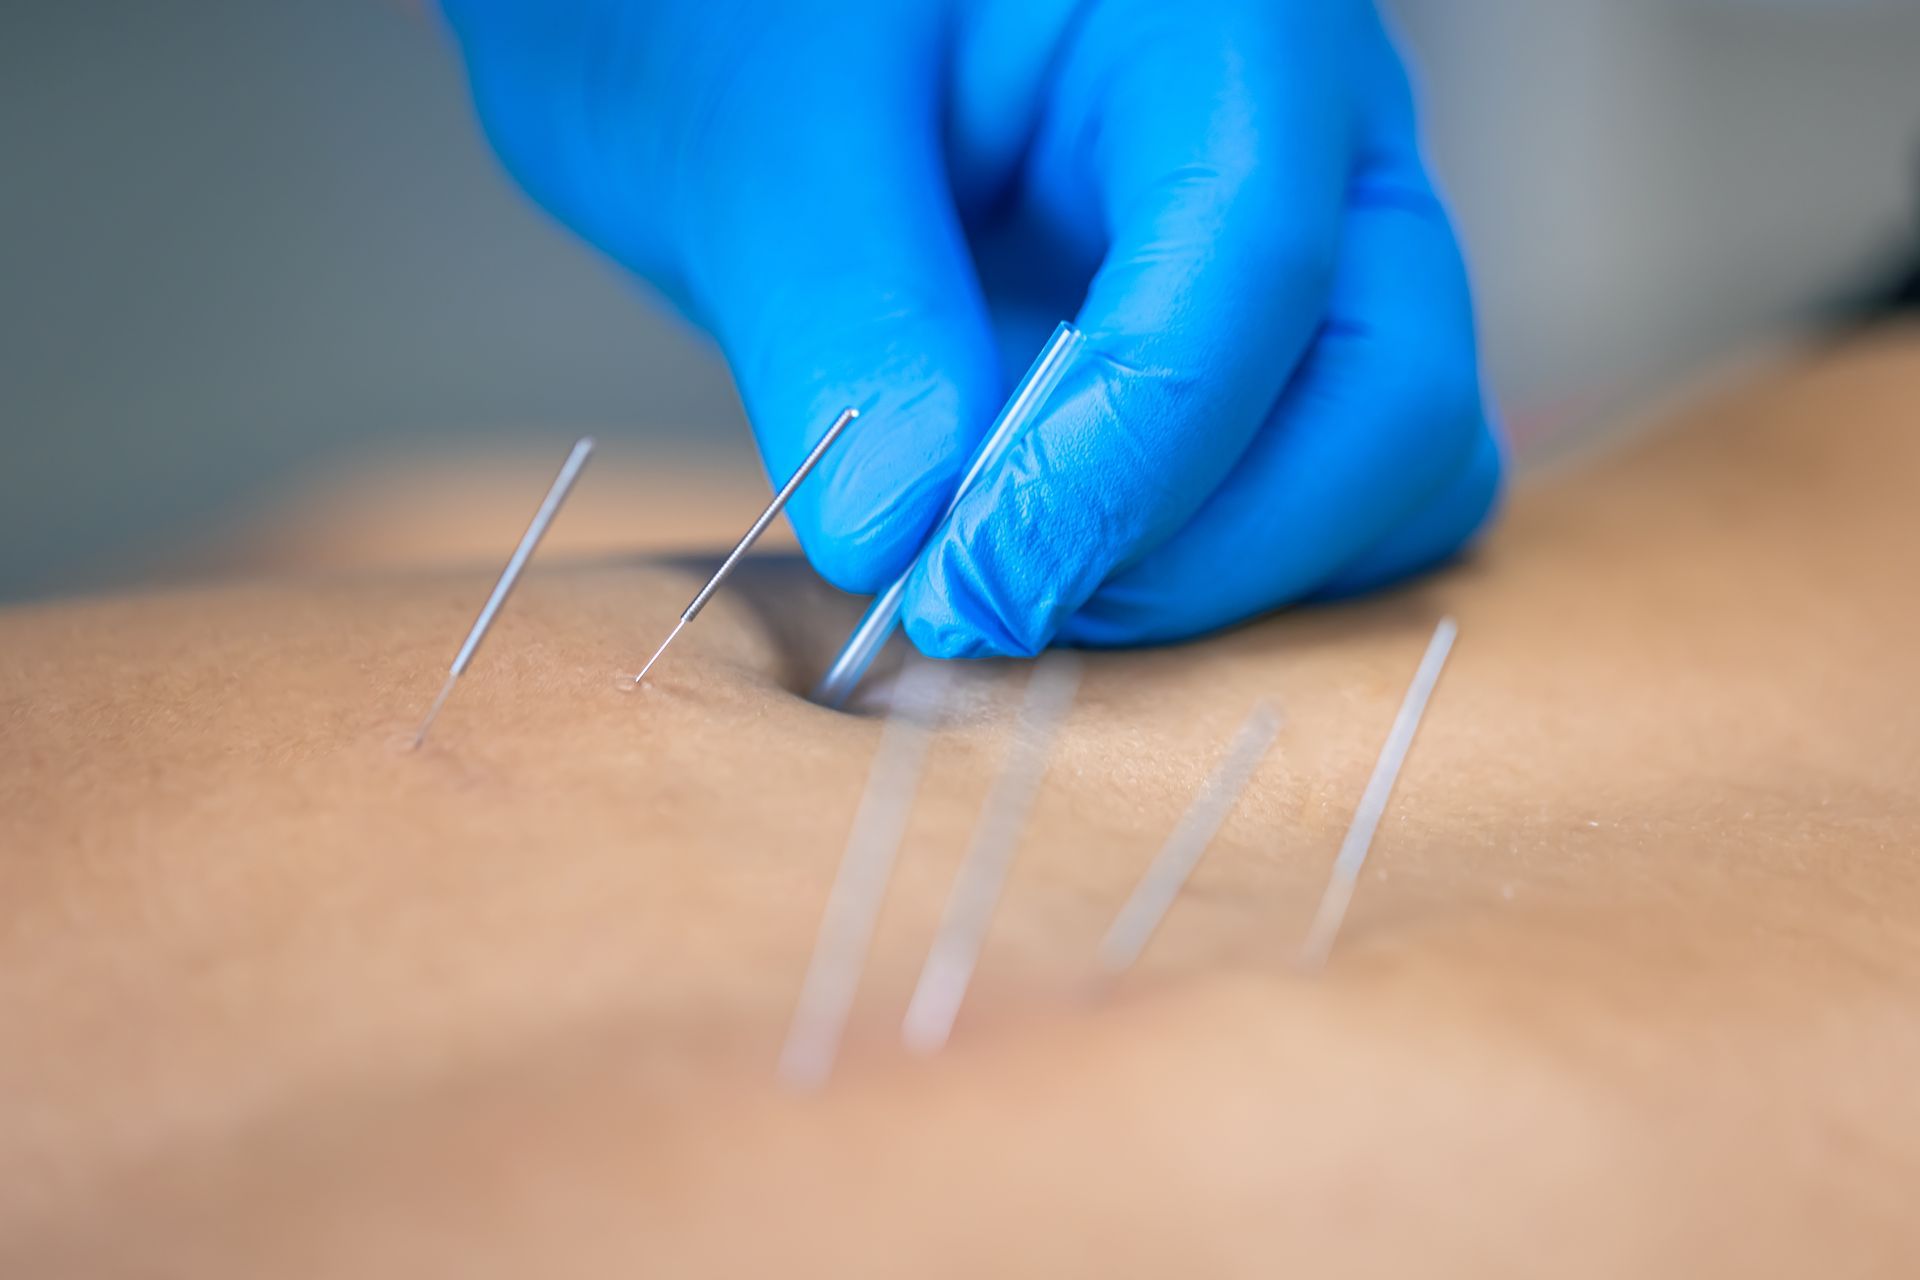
[2,330,1918,1276]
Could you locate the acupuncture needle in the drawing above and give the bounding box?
[779,658,953,1090]
[410,436,595,750]
[633,406,860,686]
[812,323,1085,709]
[1298,617,1458,970]
[902,653,1083,1054]
[1098,701,1284,973]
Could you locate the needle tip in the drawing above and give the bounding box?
[411,673,458,750]
[631,619,685,686]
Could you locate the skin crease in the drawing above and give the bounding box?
[0,330,1917,1276]
[440,0,1501,658]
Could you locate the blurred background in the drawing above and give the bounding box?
[1,0,1916,603]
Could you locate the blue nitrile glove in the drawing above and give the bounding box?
[442,0,1503,656]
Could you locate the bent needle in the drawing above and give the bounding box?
[411,436,596,750]
[633,406,860,686]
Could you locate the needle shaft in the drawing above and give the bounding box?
[1299,617,1457,970]
[813,324,1084,709]
[902,654,1082,1054]
[1098,701,1283,973]
[633,406,859,684]
[780,658,952,1090]
[411,436,595,748]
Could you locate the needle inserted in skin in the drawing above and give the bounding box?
[410,436,595,750]
[902,654,1082,1054]
[779,658,952,1090]
[1299,617,1458,970]
[633,406,860,686]
[812,324,1084,709]
[1098,701,1284,973]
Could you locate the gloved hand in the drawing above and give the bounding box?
[442,0,1503,656]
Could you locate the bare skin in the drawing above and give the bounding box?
[2,329,1918,1277]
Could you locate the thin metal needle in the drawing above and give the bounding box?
[631,618,687,687]
[1299,617,1458,970]
[779,658,952,1090]
[1098,702,1284,973]
[812,324,1084,709]
[410,436,595,749]
[633,406,860,685]
[902,654,1082,1054]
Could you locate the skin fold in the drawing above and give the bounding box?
[2,330,1918,1276]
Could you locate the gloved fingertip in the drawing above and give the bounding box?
[798,483,946,597]
[1311,425,1505,601]
[781,375,982,595]
[1050,607,1142,650]
[901,610,998,661]
[901,537,1047,660]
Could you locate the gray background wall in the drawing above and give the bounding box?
[2,0,1916,602]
